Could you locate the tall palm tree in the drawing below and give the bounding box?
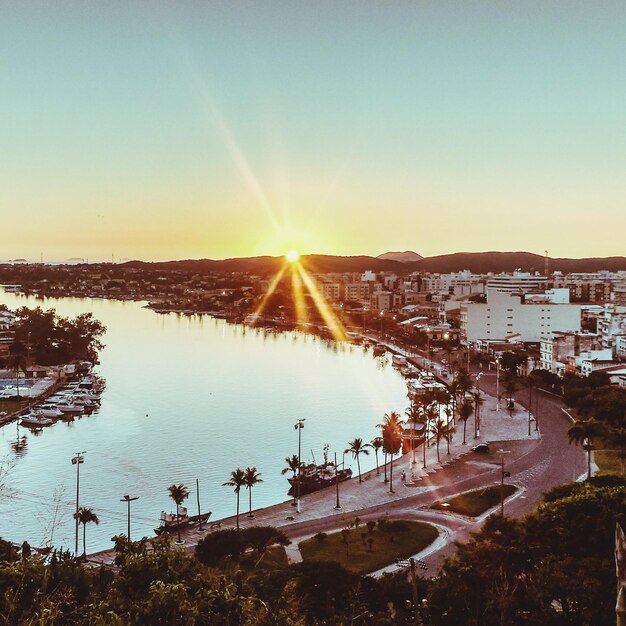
[382,412,403,494]
[405,398,425,466]
[345,438,369,482]
[243,467,263,518]
[167,483,190,544]
[223,468,246,529]
[369,437,383,475]
[568,419,605,480]
[472,390,484,438]
[6,351,28,402]
[458,398,474,445]
[432,418,453,463]
[73,506,99,556]
[281,454,300,504]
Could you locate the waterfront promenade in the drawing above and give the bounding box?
[88,380,561,569]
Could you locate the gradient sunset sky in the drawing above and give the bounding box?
[2,2,625,262]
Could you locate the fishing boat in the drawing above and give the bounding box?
[287,446,352,496]
[154,507,212,535]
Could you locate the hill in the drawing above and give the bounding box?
[377,251,423,263]
[121,252,626,276]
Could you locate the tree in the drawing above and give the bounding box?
[345,438,369,482]
[73,506,99,556]
[405,398,426,466]
[458,398,473,445]
[281,454,300,505]
[167,483,189,544]
[6,341,28,401]
[606,426,626,474]
[243,467,263,518]
[223,469,246,529]
[381,412,403,493]
[369,437,383,475]
[568,419,606,480]
[432,418,452,464]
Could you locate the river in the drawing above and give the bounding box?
[0,290,408,552]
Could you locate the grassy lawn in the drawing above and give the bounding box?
[299,520,438,575]
[595,449,625,476]
[432,484,517,517]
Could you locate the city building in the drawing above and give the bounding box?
[540,331,600,374]
[460,289,581,344]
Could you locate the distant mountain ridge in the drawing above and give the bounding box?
[121,251,626,275]
[377,251,423,263]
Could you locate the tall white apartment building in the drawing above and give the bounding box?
[460,289,581,344]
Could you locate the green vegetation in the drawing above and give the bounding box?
[595,449,624,475]
[0,478,623,624]
[299,519,438,574]
[432,484,517,517]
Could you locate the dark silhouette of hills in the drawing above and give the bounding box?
[122,251,626,275]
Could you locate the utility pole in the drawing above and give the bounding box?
[495,356,501,412]
[120,495,139,541]
[334,452,341,510]
[71,451,86,556]
[498,449,511,516]
[528,382,533,437]
[196,479,203,530]
[294,419,305,513]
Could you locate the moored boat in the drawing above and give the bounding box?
[287,446,352,496]
[154,507,212,535]
[20,414,54,428]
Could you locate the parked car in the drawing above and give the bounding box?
[471,443,490,454]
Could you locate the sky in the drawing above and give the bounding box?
[2,1,625,262]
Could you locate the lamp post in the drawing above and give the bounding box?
[426,327,431,368]
[120,495,139,541]
[71,451,85,556]
[498,449,511,516]
[475,372,483,437]
[294,419,305,513]
[495,356,501,412]
[334,452,341,510]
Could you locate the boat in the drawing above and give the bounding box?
[287,446,352,496]
[20,414,54,428]
[36,407,63,419]
[57,402,84,415]
[154,506,212,535]
[392,354,408,367]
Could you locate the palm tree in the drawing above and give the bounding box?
[73,506,99,556]
[345,438,369,482]
[223,468,246,529]
[281,455,300,504]
[432,418,453,463]
[167,483,190,544]
[472,390,484,438]
[405,399,425,466]
[243,467,263,518]
[382,412,403,494]
[504,374,518,415]
[458,398,474,445]
[568,419,606,480]
[369,437,383,475]
[6,351,28,402]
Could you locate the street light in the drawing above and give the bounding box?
[120,495,140,541]
[495,355,501,412]
[71,451,86,556]
[498,449,511,516]
[294,419,305,513]
[475,372,483,437]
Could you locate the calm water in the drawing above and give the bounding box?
[0,291,408,552]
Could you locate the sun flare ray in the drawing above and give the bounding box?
[296,263,348,342]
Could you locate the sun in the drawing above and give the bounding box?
[285,250,300,263]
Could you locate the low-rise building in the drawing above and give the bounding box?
[540,331,600,374]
